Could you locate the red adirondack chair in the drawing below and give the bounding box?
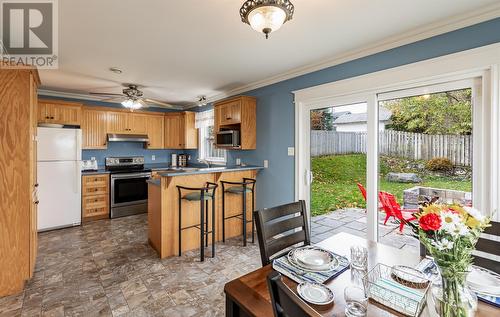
[356,183,383,211]
[378,191,418,232]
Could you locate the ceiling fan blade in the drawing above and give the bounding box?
[101,97,125,102]
[89,92,124,97]
[143,98,180,109]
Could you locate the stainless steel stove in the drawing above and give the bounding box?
[106,156,151,218]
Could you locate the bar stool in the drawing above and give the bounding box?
[177,182,218,262]
[221,178,256,246]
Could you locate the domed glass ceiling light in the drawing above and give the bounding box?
[240,0,294,39]
[121,98,143,110]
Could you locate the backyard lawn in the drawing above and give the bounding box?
[311,154,472,216]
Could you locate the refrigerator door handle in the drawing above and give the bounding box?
[74,162,80,194]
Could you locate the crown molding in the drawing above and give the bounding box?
[206,3,500,103]
[38,89,116,102]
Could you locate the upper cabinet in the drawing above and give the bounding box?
[107,112,148,134]
[164,112,198,149]
[38,100,82,126]
[81,107,196,150]
[82,108,107,149]
[145,115,164,149]
[214,96,256,150]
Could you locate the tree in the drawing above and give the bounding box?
[310,109,334,130]
[383,89,472,135]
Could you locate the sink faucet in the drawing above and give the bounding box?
[198,159,211,168]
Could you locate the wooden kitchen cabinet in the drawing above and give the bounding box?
[164,112,198,149]
[214,96,256,150]
[146,115,164,149]
[82,108,107,149]
[106,111,130,133]
[38,100,82,126]
[0,65,40,297]
[82,174,109,222]
[107,111,148,134]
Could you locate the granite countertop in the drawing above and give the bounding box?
[157,165,264,177]
[81,168,110,175]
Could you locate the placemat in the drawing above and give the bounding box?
[272,249,350,284]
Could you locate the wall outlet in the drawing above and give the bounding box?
[287,147,295,156]
[152,155,156,161]
[264,160,269,168]
[235,158,241,165]
[91,157,96,161]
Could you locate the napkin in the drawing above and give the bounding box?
[272,251,349,284]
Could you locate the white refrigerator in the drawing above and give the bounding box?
[37,127,82,231]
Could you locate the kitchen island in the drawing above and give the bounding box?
[147,165,263,259]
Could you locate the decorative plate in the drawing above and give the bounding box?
[288,247,339,272]
[467,266,500,296]
[390,265,429,289]
[297,282,335,305]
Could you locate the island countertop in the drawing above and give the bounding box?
[155,165,264,178]
[147,165,261,258]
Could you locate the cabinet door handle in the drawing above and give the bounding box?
[34,201,39,205]
[34,183,39,187]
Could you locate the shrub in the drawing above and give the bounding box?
[425,157,453,172]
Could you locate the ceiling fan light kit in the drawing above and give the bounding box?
[240,0,294,39]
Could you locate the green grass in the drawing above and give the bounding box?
[311,154,472,216]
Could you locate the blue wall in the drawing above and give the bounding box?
[222,18,500,210]
[41,18,500,210]
[37,96,192,167]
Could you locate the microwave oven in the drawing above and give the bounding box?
[216,130,240,148]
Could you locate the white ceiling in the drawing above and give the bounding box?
[40,0,500,107]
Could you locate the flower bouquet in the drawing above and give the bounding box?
[408,203,491,317]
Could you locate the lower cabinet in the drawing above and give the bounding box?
[82,174,109,221]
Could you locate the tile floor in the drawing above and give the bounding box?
[0,209,419,317]
[0,214,261,317]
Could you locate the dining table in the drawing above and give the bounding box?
[224,232,499,317]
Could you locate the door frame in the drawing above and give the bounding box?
[294,43,500,241]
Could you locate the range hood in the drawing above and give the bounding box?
[107,134,149,143]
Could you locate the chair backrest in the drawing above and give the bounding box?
[254,201,310,266]
[474,220,500,274]
[357,183,367,201]
[378,191,403,219]
[267,271,321,317]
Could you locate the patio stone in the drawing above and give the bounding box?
[311,225,332,235]
[345,221,367,231]
[316,218,344,229]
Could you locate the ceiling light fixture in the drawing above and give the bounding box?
[197,96,207,107]
[121,98,143,110]
[240,0,294,39]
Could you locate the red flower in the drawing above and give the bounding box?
[419,213,442,231]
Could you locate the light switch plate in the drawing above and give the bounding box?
[264,160,269,168]
[235,158,241,165]
[287,147,295,156]
[152,155,156,161]
[91,157,96,161]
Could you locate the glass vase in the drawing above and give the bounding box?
[430,264,477,317]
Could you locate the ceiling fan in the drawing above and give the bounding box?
[89,83,180,110]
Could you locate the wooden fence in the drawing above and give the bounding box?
[311,130,472,166]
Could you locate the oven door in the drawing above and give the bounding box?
[111,172,151,207]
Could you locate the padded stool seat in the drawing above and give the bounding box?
[226,186,252,194]
[183,192,214,201]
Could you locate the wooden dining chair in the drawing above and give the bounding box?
[254,201,310,266]
[474,220,500,274]
[267,271,322,317]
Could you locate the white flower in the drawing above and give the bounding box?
[455,223,470,236]
[463,206,486,222]
[440,211,463,235]
[432,238,454,251]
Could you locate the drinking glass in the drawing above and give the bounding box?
[350,246,368,270]
[344,286,368,317]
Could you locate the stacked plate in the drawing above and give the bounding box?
[467,266,500,297]
[288,246,339,272]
